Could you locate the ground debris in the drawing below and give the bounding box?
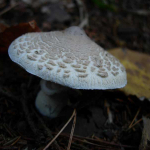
[0,0,150,150]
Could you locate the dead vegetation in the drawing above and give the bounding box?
[0,0,150,149]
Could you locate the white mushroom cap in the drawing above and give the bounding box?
[8,26,127,89]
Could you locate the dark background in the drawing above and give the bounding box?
[0,0,150,150]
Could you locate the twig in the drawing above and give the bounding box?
[105,100,113,124]
[75,0,89,28]
[21,91,37,134]
[71,143,90,150]
[128,107,141,129]
[33,108,61,150]
[3,136,20,146]
[125,9,150,16]
[21,84,44,140]
[33,108,53,137]
[53,133,137,149]
[0,86,19,101]
[43,109,76,150]
[0,146,18,149]
[67,137,119,150]
[0,3,19,16]
[79,15,88,28]
[3,124,15,137]
[129,113,150,129]
[67,109,76,150]
[11,136,21,146]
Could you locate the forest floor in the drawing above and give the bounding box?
[0,0,150,150]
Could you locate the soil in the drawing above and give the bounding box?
[0,0,150,150]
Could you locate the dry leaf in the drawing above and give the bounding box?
[109,48,150,99]
[0,23,9,33]
[0,20,40,54]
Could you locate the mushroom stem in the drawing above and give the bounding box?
[40,79,68,96]
[35,80,68,118]
[35,90,67,118]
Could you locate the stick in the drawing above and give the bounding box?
[75,0,89,28]
[67,110,76,150]
[33,108,61,150]
[0,3,18,16]
[43,109,76,150]
[128,107,141,129]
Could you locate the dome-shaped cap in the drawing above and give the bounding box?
[8,26,127,89]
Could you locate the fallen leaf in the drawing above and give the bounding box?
[0,20,41,54]
[109,48,150,99]
[0,23,9,33]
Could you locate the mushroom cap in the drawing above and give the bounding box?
[8,26,127,89]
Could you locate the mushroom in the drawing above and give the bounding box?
[35,79,69,118]
[8,26,127,118]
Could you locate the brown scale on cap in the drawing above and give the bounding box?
[64,70,70,73]
[63,58,73,64]
[78,74,88,78]
[8,26,127,89]
[17,49,24,55]
[98,68,105,72]
[13,45,18,49]
[63,74,70,78]
[47,60,56,66]
[121,66,125,72]
[75,69,86,73]
[27,55,36,61]
[57,69,61,73]
[45,64,53,70]
[71,64,81,68]
[32,54,38,58]
[23,43,26,46]
[112,72,119,76]
[57,62,67,68]
[112,66,119,71]
[37,64,43,70]
[19,44,25,50]
[83,66,87,69]
[97,72,108,78]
